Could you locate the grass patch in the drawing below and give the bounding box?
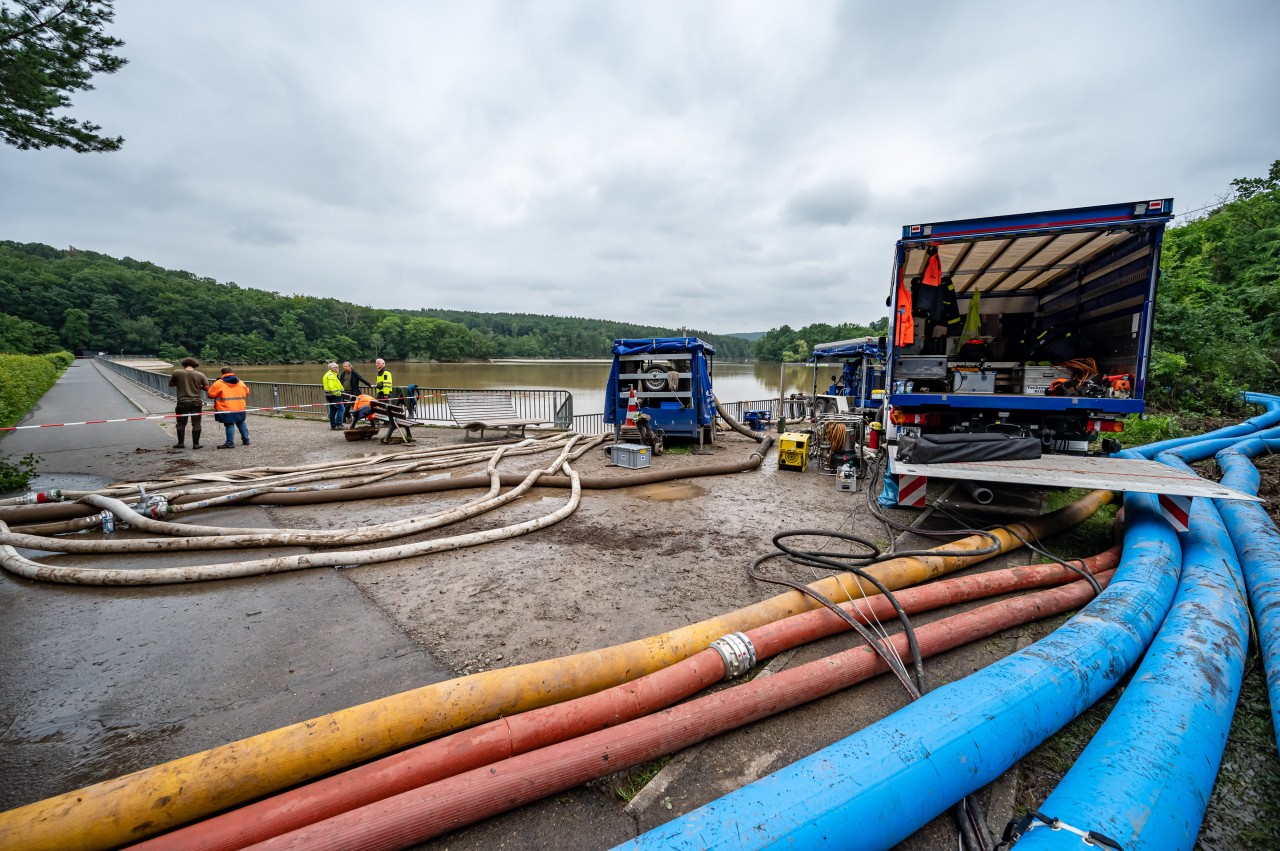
[662,444,692,456]
[614,756,671,803]
[1037,488,1119,561]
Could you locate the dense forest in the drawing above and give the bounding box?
[752,318,889,362]
[0,244,752,362]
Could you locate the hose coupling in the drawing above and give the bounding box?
[138,495,170,519]
[709,632,756,680]
[17,489,64,504]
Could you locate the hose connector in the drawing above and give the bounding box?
[709,631,756,680]
[16,489,64,505]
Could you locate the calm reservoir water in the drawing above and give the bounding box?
[232,361,826,415]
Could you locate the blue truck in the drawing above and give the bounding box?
[884,198,1175,453]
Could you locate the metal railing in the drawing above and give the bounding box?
[96,358,801,436]
[95,358,575,428]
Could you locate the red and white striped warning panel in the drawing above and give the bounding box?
[1158,492,1193,532]
[897,474,927,508]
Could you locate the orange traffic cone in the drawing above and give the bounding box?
[624,386,639,428]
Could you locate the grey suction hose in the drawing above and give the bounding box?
[0,439,598,554]
[2,435,775,527]
[714,396,767,443]
[0,458,587,585]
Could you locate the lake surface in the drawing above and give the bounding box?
[232,361,826,415]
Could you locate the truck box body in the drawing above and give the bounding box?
[885,199,1173,452]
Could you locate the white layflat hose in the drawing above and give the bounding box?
[0,456,586,586]
[0,438,596,553]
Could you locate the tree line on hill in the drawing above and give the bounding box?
[0,243,752,363]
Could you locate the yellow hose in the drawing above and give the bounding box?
[0,490,1111,851]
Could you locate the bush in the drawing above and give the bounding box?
[0,453,40,493]
[42,351,74,369]
[1118,414,1183,448]
[0,353,59,428]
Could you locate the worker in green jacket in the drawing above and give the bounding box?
[322,362,346,429]
[374,358,394,400]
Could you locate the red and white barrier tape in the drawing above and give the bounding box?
[0,395,425,432]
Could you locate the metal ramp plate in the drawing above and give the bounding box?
[888,449,1262,502]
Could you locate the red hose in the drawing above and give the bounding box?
[138,548,1118,851]
[247,570,1116,850]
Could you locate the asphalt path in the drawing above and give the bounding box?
[0,362,453,816]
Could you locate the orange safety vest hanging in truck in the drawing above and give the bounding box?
[922,247,942,286]
[894,267,914,347]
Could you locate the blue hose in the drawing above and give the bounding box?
[615,493,1180,850]
[620,396,1280,851]
[1014,452,1250,851]
[1215,435,1280,754]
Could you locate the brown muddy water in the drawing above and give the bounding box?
[229,360,825,414]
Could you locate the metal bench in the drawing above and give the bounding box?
[448,392,543,441]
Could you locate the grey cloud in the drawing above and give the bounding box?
[783,177,872,226]
[229,223,298,246]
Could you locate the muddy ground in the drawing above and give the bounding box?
[2,362,1277,849]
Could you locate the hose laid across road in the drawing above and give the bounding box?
[0,489,1110,851]
[136,549,1120,851]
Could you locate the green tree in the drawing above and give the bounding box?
[60,306,89,349]
[0,0,127,152]
[273,310,307,362]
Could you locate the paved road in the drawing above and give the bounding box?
[0,363,453,813]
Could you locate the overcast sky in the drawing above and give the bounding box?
[3,1,1278,335]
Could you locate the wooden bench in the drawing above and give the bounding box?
[448,392,543,441]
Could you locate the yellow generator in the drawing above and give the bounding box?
[778,432,810,472]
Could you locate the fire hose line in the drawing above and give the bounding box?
[7,435,592,537]
[0,488,1110,851]
[134,548,1120,851]
[242,570,1118,851]
[713,397,766,442]
[0,446,589,586]
[0,438,596,554]
[0,432,575,509]
[0,434,778,527]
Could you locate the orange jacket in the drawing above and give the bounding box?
[894,268,914,347]
[207,374,250,412]
[353,393,377,420]
[922,250,942,286]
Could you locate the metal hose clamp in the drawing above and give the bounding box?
[709,632,757,680]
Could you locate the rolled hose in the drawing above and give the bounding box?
[0,489,1109,851]
[0,436,777,527]
[137,548,1120,851]
[250,570,1118,851]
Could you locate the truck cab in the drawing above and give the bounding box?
[885,199,1174,453]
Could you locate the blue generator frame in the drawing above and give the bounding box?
[604,337,717,442]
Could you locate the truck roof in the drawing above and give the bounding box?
[899,199,1174,295]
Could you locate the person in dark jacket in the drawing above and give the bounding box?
[207,367,251,448]
[167,357,209,449]
[340,361,371,423]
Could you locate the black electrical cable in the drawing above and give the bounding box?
[748,543,923,699]
[769,530,928,695]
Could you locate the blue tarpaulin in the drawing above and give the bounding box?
[604,338,716,434]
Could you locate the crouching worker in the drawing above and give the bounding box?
[350,393,377,426]
[208,367,250,448]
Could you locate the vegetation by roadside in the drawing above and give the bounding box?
[0,351,71,490]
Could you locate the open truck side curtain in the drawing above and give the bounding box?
[604,337,717,441]
[808,337,885,415]
[884,198,1173,452]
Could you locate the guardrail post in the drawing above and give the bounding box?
[272,385,279,412]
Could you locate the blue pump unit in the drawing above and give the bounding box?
[604,337,717,440]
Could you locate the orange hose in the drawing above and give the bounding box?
[135,548,1119,851]
[248,570,1118,850]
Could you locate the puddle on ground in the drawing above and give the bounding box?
[630,482,708,502]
